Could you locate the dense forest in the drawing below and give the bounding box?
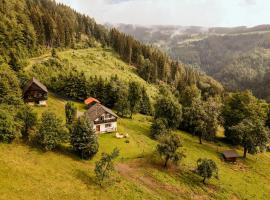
[0,0,223,100]
[171,33,270,100]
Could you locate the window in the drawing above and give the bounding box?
[105,123,112,128]
[106,113,111,118]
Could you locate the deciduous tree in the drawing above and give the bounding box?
[197,158,218,184]
[156,134,185,168]
[229,119,270,158]
[95,148,119,186]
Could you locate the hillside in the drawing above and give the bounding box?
[26,47,158,100]
[1,1,270,200]
[112,23,270,100]
[0,94,270,200]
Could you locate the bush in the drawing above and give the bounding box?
[0,107,17,143]
[37,111,66,151]
[70,115,99,159]
[16,105,37,141]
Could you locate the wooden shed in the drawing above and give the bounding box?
[222,150,240,162]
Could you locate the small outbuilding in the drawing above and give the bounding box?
[23,77,48,106]
[84,97,100,108]
[222,150,240,162]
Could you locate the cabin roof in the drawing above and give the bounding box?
[85,103,118,121]
[84,97,100,105]
[222,150,240,158]
[23,77,48,94]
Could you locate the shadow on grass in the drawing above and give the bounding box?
[26,139,82,161]
[75,169,97,188]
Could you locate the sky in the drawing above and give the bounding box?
[55,0,270,27]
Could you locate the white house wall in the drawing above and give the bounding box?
[94,122,117,133]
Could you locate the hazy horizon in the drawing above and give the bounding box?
[55,0,270,27]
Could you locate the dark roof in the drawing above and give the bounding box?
[23,77,48,94]
[222,150,240,158]
[85,103,118,121]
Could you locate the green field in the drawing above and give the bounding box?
[0,94,270,200]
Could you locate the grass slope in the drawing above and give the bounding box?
[27,47,158,100]
[0,95,270,200]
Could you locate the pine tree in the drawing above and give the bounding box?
[37,111,66,151]
[140,87,152,115]
[71,115,99,159]
[65,101,77,125]
[128,81,142,118]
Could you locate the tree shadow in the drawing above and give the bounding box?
[75,169,97,188]
[26,139,82,161]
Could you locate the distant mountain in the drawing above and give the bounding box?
[109,23,270,100]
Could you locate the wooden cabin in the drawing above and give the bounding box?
[222,150,240,162]
[85,103,118,133]
[23,77,48,106]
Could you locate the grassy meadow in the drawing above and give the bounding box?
[27,47,158,101]
[0,94,270,200]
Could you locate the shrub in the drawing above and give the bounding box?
[16,105,37,141]
[0,107,17,143]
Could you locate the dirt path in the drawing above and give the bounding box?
[116,161,188,199]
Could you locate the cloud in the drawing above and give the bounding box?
[55,0,270,27]
[108,0,137,4]
[244,0,256,5]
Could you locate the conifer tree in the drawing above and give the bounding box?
[128,81,142,118]
[65,101,77,125]
[37,111,66,151]
[71,115,99,159]
[140,87,152,115]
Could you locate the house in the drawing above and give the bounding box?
[85,103,118,133]
[222,150,240,162]
[23,77,48,106]
[84,97,100,108]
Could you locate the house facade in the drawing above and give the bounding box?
[85,102,118,133]
[23,77,48,106]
